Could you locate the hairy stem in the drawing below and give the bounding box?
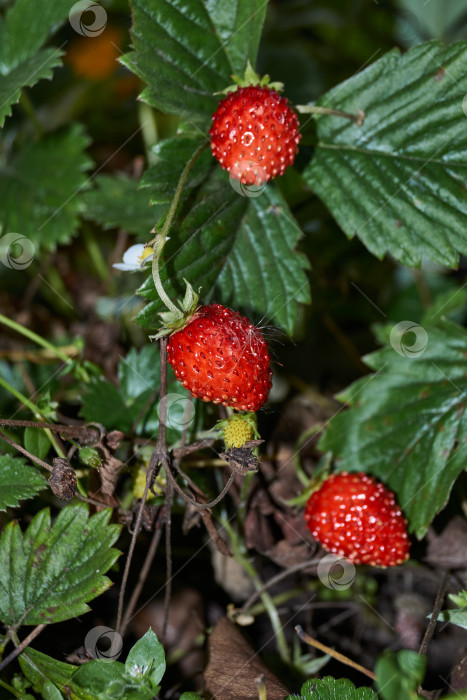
[151,140,209,313]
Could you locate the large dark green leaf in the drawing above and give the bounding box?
[0,124,93,251]
[0,504,120,626]
[0,0,80,125]
[319,319,467,538]
[121,0,268,123]
[137,134,310,334]
[0,49,63,127]
[303,41,467,268]
[0,455,47,511]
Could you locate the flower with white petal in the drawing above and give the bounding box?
[113,244,154,272]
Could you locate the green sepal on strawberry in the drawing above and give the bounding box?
[304,471,410,568]
[210,62,301,186]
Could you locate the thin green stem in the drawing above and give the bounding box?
[296,104,365,126]
[221,517,291,664]
[0,677,22,698]
[151,140,209,313]
[83,224,109,281]
[0,313,72,365]
[0,377,65,458]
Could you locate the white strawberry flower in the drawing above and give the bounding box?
[113,244,154,271]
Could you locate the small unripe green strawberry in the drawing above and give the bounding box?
[223,415,255,448]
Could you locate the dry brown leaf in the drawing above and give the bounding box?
[204,617,289,699]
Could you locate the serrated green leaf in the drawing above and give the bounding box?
[19,647,76,700]
[0,124,93,251]
[0,0,77,70]
[286,676,377,700]
[0,0,82,126]
[0,455,47,510]
[125,628,165,689]
[319,319,467,537]
[121,0,268,123]
[82,175,158,239]
[303,41,467,268]
[137,134,310,334]
[24,427,50,461]
[0,48,63,127]
[376,650,426,700]
[217,186,310,333]
[141,134,213,207]
[0,504,120,626]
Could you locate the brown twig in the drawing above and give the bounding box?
[0,418,100,443]
[0,624,46,673]
[419,571,450,656]
[162,477,173,646]
[120,510,165,637]
[116,337,170,636]
[295,625,377,681]
[0,429,53,472]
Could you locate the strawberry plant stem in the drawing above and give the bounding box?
[0,624,46,674]
[151,140,209,313]
[296,104,365,125]
[221,516,291,664]
[0,313,72,366]
[0,377,65,458]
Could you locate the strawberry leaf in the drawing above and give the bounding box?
[303,41,467,268]
[0,124,93,252]
[121,0,268,123]
[286,676,377,700]
[0,0,80,126]
[0,504,120,626]
[319,319,467,538]
[0,455,47,511]
[19,648,76,700]
[137,135,310,335]
[376,650,426,700]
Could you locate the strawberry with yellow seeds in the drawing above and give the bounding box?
[304,472,410,568]
[209,62,301,186]
[167,304,272,412]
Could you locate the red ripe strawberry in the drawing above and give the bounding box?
[167,303,272,412]
[304,472,410,568]
[209,85,301,186]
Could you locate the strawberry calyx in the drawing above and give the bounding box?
[216,60,284,96]
[154,277,200,339]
